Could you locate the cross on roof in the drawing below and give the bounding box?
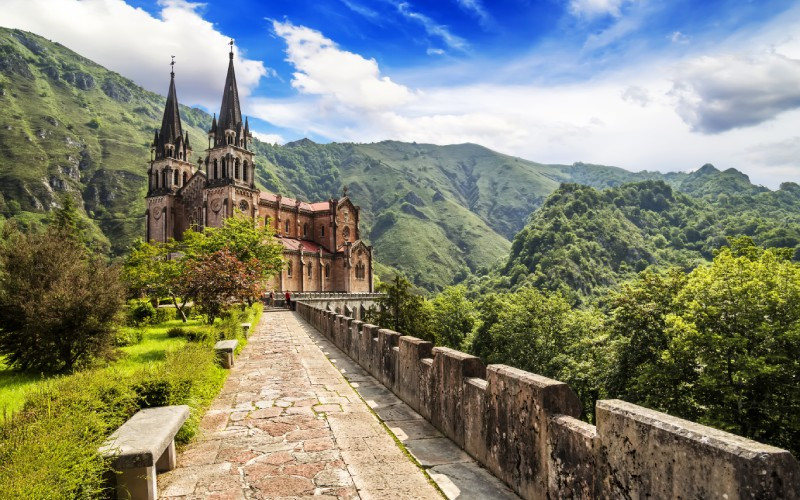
[170,55,175,75]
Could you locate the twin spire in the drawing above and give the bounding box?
[153,42,249,161]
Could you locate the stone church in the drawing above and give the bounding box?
[144,48,373,293]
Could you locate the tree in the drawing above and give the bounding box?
[372,275,433,341]
[606,267,689,407]
[663,238,800,451]
[179,247,266,324]
[122,239,189,321]
[181,215,283,281]
[429,285,475,349]
[0,225,124,372]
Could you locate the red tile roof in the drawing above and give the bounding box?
[259,192,328,212]
[280,238,332,255]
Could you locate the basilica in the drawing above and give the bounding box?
[144,47,373,293]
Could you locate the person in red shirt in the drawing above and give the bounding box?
[284,290,291,309]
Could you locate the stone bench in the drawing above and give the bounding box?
[214,339,238,368]
[240,322,251,338]
[100,405,189,500]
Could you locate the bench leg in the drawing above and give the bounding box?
[156,439,177,472]
[216,351,234,369]
[115,465,156,500]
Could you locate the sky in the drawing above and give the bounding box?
[2,0,800,188]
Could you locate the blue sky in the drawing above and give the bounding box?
[3,0,800,187]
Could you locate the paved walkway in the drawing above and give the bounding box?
[159,311,440,499]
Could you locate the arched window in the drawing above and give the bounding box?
[162,170,166,187]
[325,263,330,278]
[235,158,240,179]
[303,223,308,237]
[321,225,325,237]
[243,161,248,182]
[287,260,293,277]
[239,200,248,212]
[222,159,227,178]
[307,263,312,277]
[213,159,218,179]
[183,172,188,185]
[178,151,183,160]
[343,226,350,240]
[153,172,158,188]
[284,219,290,234]
[174,170,179,186]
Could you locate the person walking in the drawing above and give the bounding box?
[284,290,291,310]
[268,290,275,307]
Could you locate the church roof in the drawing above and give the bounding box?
[280,238,332,255]
[216,49,242,140]
[154,69,184,159]
[310,201,331,211]
[258,192,332,212]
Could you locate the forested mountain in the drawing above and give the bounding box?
[2,28,798,292]
[0,29,212,254]
[482,174,800,302]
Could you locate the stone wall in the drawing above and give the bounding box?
[293,293,382,321]
[295,301,800,499]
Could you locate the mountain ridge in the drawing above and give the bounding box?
[1,27,792,291]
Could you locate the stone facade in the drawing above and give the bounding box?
[295,300,800,500]
[144,51,373,293]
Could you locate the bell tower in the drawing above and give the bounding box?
[145,58,194,242]
[202,41,258,228]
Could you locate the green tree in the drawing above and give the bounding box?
[373,275,433,340]
[0,225,124,372]
[122,239,189,321]
[663,238,800,451]
[181,215,283,281]
[606,267,689,409]
[429,285,476,349]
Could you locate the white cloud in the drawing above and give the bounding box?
[252,131,286,145]
[272,21,416,111]
[569,0,632,19]
[670,31,689,44]
[671,52,800,133]
[455,0,492,27]
[0,0,267,110]
[392,1,468,52]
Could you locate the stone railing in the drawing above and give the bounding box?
[295,301,800,499]
[292,292,384,301]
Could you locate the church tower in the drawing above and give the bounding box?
[145,61,194,242]
[201,43,258,227]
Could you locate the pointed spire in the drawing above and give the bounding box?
[155,58,183,160]
[216,42,243,145]
[185,131,191,149]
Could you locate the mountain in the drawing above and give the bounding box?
[486,175,800,302]
[3,28,796,292]
[0,28,211,253]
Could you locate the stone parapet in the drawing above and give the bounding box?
[294,301,800,499]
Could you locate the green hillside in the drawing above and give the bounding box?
[5,28,795,292]
[484,173,800,302]
[0,28,211,254]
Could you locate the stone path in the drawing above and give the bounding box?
[159,311,441,499]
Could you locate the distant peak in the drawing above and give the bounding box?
[696,163,719,174]
[285,138,316,148]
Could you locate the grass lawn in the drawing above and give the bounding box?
[0,304,262,419]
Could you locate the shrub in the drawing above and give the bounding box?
[0,226,125,372]
[114,327,144,346]
[126,299,156,326]
[166,327,185,338]
[152,307,171,324]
